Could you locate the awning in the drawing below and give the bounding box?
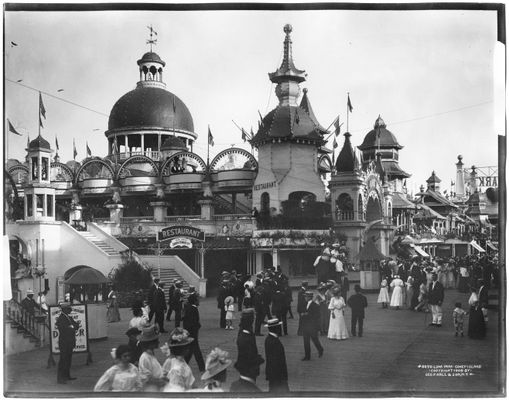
[411,244,430,258]
[469,240,486,253]
[486,241,498,251]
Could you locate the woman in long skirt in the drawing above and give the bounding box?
[389,275,404,309]
[94,345,142,392]
[107,287,121,323]
[467,288,486,339]
[327,286,348,340]
[405,276,414,308]
[377,277,390,308]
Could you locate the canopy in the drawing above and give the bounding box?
[411,244,430,258]
[356,239,387,261]
[64,266,110,285]
[469,240,486,253]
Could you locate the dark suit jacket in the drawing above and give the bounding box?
[297,289,307,314]
[182,303,201,338]
[264,334,288,382]
[301,301,320,334]
[147,284,157,306]
[347,293,368,318]
[428,281,445,305]
[478,286,489,308]
[152,287,166,311]
[56,312,79,348]
[237,330,264,368]
[271,291,287,315]
[230,378,262,392]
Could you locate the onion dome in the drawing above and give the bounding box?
[335,132,356,172]
[137,51,165,67]
[161,135,186,151]
[107,88,194,133]
[358,116,403,150]
[28,134,51,150]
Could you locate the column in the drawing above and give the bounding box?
[141,134,145,155]
[150,201,168,223]
[198,199,214,220]
[43,194,47,218]
[125,135,129,156]
[272,248,280,269]
[105,203,124,224]
[158,134,161,153]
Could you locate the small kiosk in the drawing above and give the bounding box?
[357,239,387,290]
[64,265,110,339]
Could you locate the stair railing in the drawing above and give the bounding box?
[4,299,49,345]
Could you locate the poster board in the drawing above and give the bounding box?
[48,304,89,354]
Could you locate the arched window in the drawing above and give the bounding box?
[260,192,270,213]
[336,193,354,220]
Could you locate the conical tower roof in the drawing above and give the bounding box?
[335,132,356,173]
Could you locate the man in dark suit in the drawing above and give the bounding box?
[172,281,184,328]
[56,303,79,384]
[347,284,368,337]
[217,280,230,329]
[165,279,176,321]
[232,309,264,392]
[153,282,167,332]
[301,291,324,361]
[264,318,289,392]
[296,281,308,336]
[271,288,288,336]
[428,273,445,327]
[182,292,205,372]
[147,278,159,322]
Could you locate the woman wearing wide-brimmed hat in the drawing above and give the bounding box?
[94,345,142,392]
[327,285,348,340]
[189,348,232,392]
[137,325,167,391]
[161,327,196,392]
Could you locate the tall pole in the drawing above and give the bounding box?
[157,240,161,279]
[346,92,350,133]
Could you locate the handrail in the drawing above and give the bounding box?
[4,299,47,343]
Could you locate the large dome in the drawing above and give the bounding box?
[107,86,194,134]
[358,116,402,150]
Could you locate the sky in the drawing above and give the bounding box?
[3,5,502,193]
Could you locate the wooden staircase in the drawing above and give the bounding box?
[78,231,121,256]
[4,300,47,351]
[156,267,190,292]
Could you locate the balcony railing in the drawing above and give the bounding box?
[105,151,161,162]
[214,214,252,221]
[335,211,365,221]
[164,215,201,222]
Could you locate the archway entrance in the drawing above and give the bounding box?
[366,195,382,223]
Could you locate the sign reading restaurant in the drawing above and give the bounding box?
[253,180,277,191]
[157,225,205,242]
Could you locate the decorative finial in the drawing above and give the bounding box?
[458,155,463,161]
[284,24,293,35]
[303,88,308,94]
[146,25,158,52]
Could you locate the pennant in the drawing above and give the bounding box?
[241,128,247,142]
[333,137,338,149]
[73,138,77,160]
[334,117,342,137]
[55,135,59,150]
[7,119,22,136]
[294,110,300,125]
[258,110,264,128]
[86,142,92,157]
[208,126,214,147]
[347,94,353,113]
[39,92,46,119]
[39,115,44,129]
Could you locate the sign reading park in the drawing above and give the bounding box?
[157,225,205,242]
[49,304,89,354]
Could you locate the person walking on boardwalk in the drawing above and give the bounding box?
[301,291,324,360]
[182,292,206,372]
[264,318,289,393]
[428,273,444,327]
[56,303,80,384]
[297,281,308,336]
[347,284,368,337]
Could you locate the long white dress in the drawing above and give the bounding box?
[94,364,142,392]
[162,356,195,392]
[327,296,348,340]
[390,278,405,308]
[377,279,390,303]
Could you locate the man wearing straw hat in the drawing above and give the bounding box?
[264,318,289,392]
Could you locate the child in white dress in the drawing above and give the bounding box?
[377,277,390,308]
[224,296,235,330]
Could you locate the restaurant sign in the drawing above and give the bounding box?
[157,225,205,242]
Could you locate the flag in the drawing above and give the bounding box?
[294,110,300,125]
[333,137,338,149]
[39,115,44,128]
[86,142,92,157]
[55,135,59,150]
[347,94,353,113]
[7,119,22,136]
[39,92,46,119]
[73,138,77,160]
[241,128,247,142]
[258,110,264,127]
[26,135,30,148]
[334,117,342,137]
[208,126,214,147]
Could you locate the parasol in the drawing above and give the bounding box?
[64,266,110,285]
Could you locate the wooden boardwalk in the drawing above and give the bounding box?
[4,288,503,396]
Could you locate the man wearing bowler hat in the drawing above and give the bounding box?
[301,291,323,361]
[56,303,80,384]
[264,318,289,392]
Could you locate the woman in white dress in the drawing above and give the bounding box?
[446,261,456,289]
[162,328,196,392]
[327,286,348,340]
[94,345,142,392]
[405,276,414,308]
[138,325,168,392]
[377,277,390,308]
[390,275,405,309]
[129,308,148,330]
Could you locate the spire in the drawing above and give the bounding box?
[374,115,386,129]
[300,88,325,130]
[335,132,356,173]
[426,170,441,192]
[268,25,307,107]
[268,24,306,84]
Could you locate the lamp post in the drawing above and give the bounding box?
[33,238,46,316]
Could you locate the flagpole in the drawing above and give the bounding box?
[346,92,350,133]
[207,125,210,167]
[38,93,41,137]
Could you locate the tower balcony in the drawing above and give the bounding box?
[105,150,162,162]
